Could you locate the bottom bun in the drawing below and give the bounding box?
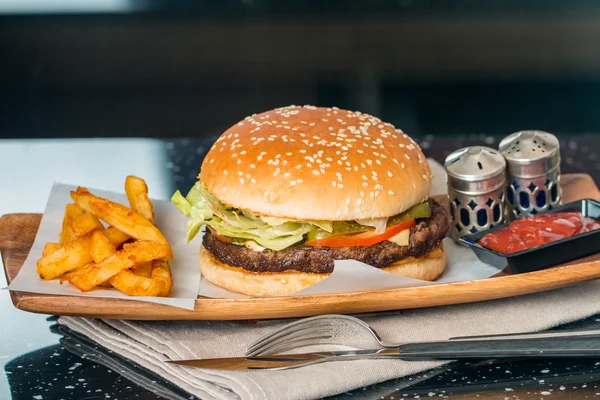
[199,242,447,297]
[381,242,446,281]
[199,245,330,296]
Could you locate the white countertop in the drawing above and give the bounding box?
[0,138,173,215]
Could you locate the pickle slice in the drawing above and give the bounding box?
[305,201,431,241]
[387,201,431,225]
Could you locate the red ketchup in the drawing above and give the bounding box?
[478,212,600,254]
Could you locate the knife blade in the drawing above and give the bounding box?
[167,336,600,371]
[167,348,396,370]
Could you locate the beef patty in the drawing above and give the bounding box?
[203,200,449,274]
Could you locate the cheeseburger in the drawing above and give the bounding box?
[172,105,449,296]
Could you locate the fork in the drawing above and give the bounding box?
[245,314,600,356]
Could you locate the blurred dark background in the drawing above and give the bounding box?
[3,0,600,139]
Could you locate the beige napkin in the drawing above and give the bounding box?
[59,278,600,400]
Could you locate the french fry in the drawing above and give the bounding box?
[37,226,130,280]
[90,230,119,288]
[70,188,173,260]
[37,234,93,279]
[151,259,173,297]
[61,241,169,292]
[108,270,164,296]
[60,204,83,244]
[133,262,152,278]
[90,230,116,264]
[71,213,104,237]
[42,243,61,258]
[125,176,154,223]
[103,226,130,246]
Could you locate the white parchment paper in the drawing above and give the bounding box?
[8,183,201,310]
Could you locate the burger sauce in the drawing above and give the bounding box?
[478,212,600,254]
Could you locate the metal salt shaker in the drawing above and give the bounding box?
[499,130,561,219]
[444,146,507,241]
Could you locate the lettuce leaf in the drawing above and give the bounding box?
[172,181,431,251]
[171,183,327,251]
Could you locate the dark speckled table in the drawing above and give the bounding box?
[4,135,600,400]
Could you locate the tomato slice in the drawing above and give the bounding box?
[207,226,232,243]
[305,218,416,247]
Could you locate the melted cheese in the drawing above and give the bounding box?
[243,240,266,252]
[386,229,410,246]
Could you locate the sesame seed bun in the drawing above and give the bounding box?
[199,243,446,296]
[200,105,432,221]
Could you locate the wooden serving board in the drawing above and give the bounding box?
[3,173,600,321]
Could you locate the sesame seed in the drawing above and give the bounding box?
[338,184,344,188]
[210,158,215,164]
[345,198,351,205]
[237,159,241,164]
[357,199,364,205]
[250,164,256,168]
[388,190,395,195]
[362,175,368,180]
[405,154,411,160]
[286,152,293,156]
[223,170,228,175]
[362,182,368,187]
[360,191,365,197]
[240,178,245,184]
[312,170,320,175]
[295,164,302,169]
[370,192,374,198]
[297,179,303,183]
[290,181,297,186]
[257,155,263,161]
[306,163,312,168]
[332,181,337,187]
[401,163,405,168]
[251,178,256,183]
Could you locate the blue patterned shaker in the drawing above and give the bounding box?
[499,130,561,219]
[444,146,507,241]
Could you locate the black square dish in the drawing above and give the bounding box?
[458,198,600,274]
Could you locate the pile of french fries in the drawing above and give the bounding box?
[36,176,174,297]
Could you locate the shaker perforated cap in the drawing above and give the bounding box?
[499,130,560,178]
[444,146,506,194]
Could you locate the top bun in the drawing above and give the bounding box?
[200,105,432,221]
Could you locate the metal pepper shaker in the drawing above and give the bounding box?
[444,146,507,241]
[499,130,561,219]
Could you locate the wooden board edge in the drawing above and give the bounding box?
[8,258,600,320]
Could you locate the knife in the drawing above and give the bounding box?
[167,335,600,371]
